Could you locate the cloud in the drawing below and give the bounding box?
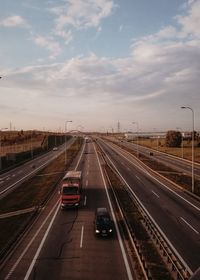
[176,0,200,38]
[49,0,115,41]
[0,15,29,28]
[33,35,61,59]
[1,0,200,130]
[53,29,73,45]
[119,25,123,32]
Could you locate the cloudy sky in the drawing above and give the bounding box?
[0,0,200,132]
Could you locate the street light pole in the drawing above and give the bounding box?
[181,106,195,193]
[65,120,72,166]
[0,128,8,170]
[132,122,139,157]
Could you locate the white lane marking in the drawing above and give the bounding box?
[180,217,199,235]
[86,180,88,187]
[94,144,133,280]
[80,226,84,248]
[75,142,86,171]
[87,170,89,176]
[84,196,87,206]
[109,142,200,213]
[151,190,159,198]
[102,148,193,276]
[136,175,141,181]
[0,155,61,196]
[5,200,60,280]
[24,202,60,280]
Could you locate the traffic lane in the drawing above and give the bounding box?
[124,141,200,178]
[102,142,200,272]
[25,208,80,280]
[25,142,130,280]
[101,138,200,217]
[0,195,61,280]
[78,143,130,280]
[0,139,75,196]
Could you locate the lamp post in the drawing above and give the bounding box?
[176,127,184,158]
[65,120,72,166]
[181,106,194,193]
[0,128,8,170]
[132,122,139,157]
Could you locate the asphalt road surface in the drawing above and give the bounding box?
[98,138,200,274]
[1,140,134,280]
[114,137,200,180]
[0,138,75,198]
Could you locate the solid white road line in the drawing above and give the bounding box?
[75,142,86,171]
[80,226,84,248]
[84,196,87,206]
[136,175,141,181]
[151,190,160,198]
[0,156,59,196]
[180,217,199,235]
[102,148,193,276]
[24,202,60,280]
[5,199,60,280]
[108,143,200,213]
[94,144,133,280]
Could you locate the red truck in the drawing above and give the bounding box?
[60,170,82,209]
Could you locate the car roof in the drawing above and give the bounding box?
[96,207,109,215]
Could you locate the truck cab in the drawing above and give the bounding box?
[60,170,82,209]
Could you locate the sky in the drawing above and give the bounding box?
[0,0,200,133]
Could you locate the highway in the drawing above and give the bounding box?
[112,137,200,180]
[0,137,75,198]
[97,138,200,274]
[0,140,134,280]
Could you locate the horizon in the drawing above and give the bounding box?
[0,0,200,132]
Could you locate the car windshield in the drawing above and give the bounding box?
[62,187,79,195]
[97,215,111,224]
[63,179,80,185]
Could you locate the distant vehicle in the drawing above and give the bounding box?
[85,137,90,143]
[94,208,114,237]
[53,147,58,151]
[60,170,82,208]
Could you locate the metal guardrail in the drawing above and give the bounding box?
[98,141,192,280]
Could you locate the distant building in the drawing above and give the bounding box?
[124,132,166,140]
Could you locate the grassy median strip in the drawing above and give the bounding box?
[0,138,83,260]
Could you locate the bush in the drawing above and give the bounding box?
[165,130,182,147]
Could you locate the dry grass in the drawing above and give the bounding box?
[137,138,200,163]
[0,138,83,258]
[0,130,46,156]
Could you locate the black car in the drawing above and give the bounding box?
[94,207,114,237]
